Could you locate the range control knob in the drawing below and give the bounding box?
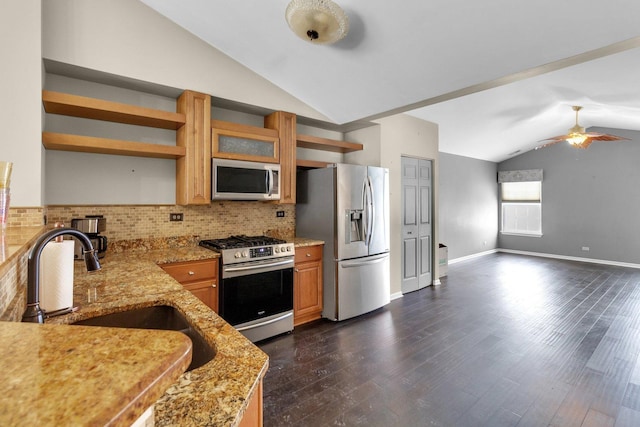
[242,250,249,258]
[286,246,292,252]
[234,252,241,258]
[275,247,280,253]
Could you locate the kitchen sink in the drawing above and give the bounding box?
[71,305,215,372]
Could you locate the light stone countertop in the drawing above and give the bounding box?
[47,247,269,427]
[289,237,324,247]
[0,321,192,426]
[0,232,322,426]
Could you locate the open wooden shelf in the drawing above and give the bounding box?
[296,133,363,153]
[296,159,332,169]
[42,90,186,130]
[42,132,186,159]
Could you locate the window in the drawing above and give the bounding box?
[500,180,542,236]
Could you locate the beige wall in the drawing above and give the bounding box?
[1,1,43,207]
[41,0,329,122]
[346,115,439,295]
[8,0,441,303]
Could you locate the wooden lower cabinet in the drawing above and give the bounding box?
[238,377,264,427]
[161,258,219,313]
[293,244,323,326]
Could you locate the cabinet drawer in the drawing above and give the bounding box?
[161,259,218,283]
[295,244,323,264]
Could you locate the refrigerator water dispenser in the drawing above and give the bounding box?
[346,209,364,243]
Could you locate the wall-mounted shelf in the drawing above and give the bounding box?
[296,133,363,153]
[296,159,331,169]
[42,132,186,159]
[42,90,186,130]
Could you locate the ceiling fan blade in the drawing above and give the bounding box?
[583,132,630,141]
[535,140,564,150]
[538,134,571,142]
[577,139,593,149]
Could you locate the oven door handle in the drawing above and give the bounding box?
[223,259,293,273]
[236,312,293,332]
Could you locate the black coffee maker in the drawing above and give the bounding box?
[71,215,108,259]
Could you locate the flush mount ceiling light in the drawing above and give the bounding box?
[537,105,629,150]
[285,0,349,44]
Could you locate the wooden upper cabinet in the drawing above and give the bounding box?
[176,90,212,205]
[264,111,296,204]
[212,120,279,164]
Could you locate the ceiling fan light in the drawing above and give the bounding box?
[566,133,588,145]
[285,0,349,44]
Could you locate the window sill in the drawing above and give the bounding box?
[500,232,543,238]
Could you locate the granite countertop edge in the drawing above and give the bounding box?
[3,232,323,426]
[47,246,267,427]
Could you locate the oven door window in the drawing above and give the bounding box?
[221,268,293,325]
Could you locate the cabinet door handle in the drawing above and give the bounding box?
[211,284,217,288]
[306,253,311,257]
[188,271,195,275]
[295,268,299,272]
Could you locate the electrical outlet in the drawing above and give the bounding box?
[581,246,590,251]
[276,210,285,218]
[170,213,184,222]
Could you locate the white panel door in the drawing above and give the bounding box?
[401,156,432,294]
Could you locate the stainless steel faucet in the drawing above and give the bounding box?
[21,227,101,323]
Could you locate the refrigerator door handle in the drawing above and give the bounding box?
[362,179,369,245]
[365,176,375,247]
[340,253,388,268]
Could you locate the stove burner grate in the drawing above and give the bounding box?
[199,235,287,250]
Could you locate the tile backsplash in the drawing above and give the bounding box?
[7,207,45,227]
[1,202,294,319]
[46,202,296,244]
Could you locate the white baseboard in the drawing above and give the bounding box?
[433,279,441,286]
[448,249,498,265]
[390,291,404,301]
[498,249,640,270]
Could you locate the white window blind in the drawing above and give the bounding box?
[501,181,541,202]
[499,176,542,236]
[501,203,541,235]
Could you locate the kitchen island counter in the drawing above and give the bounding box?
[0,320,192,426]
[46,245,268,427]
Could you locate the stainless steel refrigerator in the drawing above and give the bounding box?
[296,163,390,321]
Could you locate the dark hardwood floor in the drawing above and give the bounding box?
[258,253,640,426]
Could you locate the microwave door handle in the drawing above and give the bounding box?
[267,169,274,196]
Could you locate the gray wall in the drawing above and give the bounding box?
[439,152,498,260]
[498,127,640,264]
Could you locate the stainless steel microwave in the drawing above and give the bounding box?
[212,158,280,201]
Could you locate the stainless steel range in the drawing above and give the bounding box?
[199,235,295,342]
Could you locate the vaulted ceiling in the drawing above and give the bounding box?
[140,0,640,162]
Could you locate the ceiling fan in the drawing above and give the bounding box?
[537,105,629,149]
